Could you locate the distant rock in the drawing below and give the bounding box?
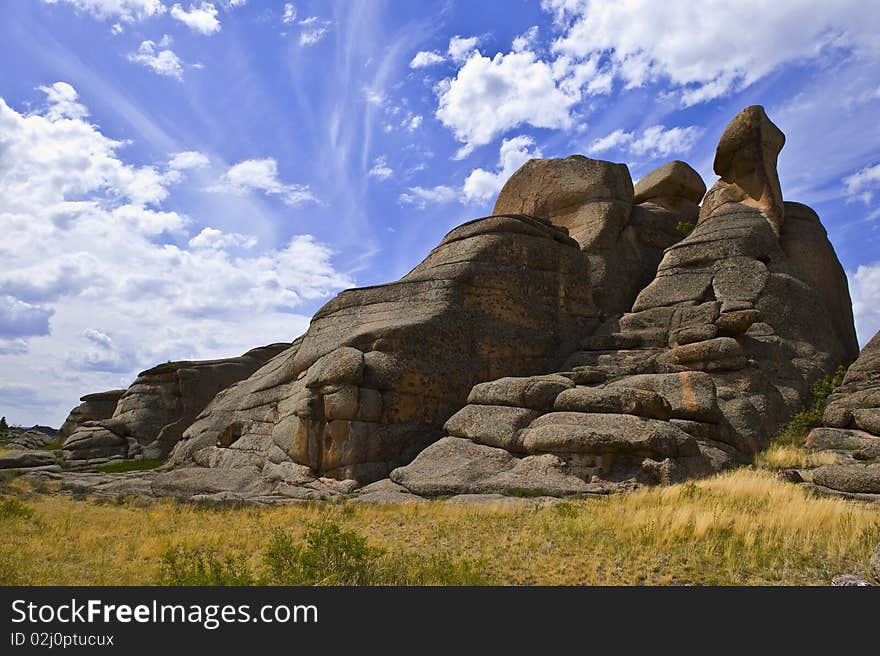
[58,390,125,440]
[62,343,290,461]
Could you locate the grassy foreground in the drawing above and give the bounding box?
[2,468,879,585]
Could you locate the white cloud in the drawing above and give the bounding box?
[168,151,210,170]
[844,163,880,204]
[368,157,394,181]
[463,135,542,203]
[850,261,880,346]
[410,51,445,68]
[0,84,351,425]
[398,185,458,208]
[38,82,89,121]
[436,50,578,158]
[41,0,166,22]
[281,2,296,24]
[211,158,318,206]
[589,124,702,158]
[512,26,539,53]
[448,35,479,63]
[170,2,221,35]
[543,0,880,106]
[128,38,184,80]
[188,227,257,250]
[404,114,423,131]
[299,22,329,46]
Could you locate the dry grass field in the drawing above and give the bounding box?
[2,468,878,586]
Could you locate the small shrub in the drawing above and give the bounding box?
[0,416,8,431]
[772,365,848,447]
[554,501,579,518]
[96,459,163,474]
[381,552,491,585]
[155,546,255,586]
[0,497,33,520]
[41,442,63,451]
[675,220,694,236]
[263,522,383,585]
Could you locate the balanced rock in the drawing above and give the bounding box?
[633,160,706,219]
[700,105,785,233]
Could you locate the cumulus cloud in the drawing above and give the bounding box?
[410,51,445,68]
[168,151,210,170]
[0,84,351,424]
[41,0,166,23]
[128,38,184,80]
[844,163,880,204]
[368,156,394,181]
[38,82,89,121]
[849,261,880,346]
[210,158,318,206]
[170,2,221,35]
[463,135,541,203]
[448,35,479,63]
[398,185,458,208]
[512,26,539,53]
[436,49,578,158]
[543,0,880,105]
[590,124,703,158]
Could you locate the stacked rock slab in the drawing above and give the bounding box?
[803,331,880,500]
[62,343,291,461]
[58,390,125,440]
[169,215,597,482]
[493,156,700,319]
[391,106,857,496]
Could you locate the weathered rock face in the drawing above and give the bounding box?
[170,215,597,482]
[62,343,290,461]
[58,390,125,440]
[700,105,785,233]
[494,155,692,318]
[391,105,856,496]
[798,331,880,500]
[633,160,706,220]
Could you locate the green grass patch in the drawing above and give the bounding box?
[41,442,63,451]
[96,459,163,474]
[772,365,848,447]
[0,497,33,520]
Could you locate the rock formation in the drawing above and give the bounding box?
[390,106,857,496]
[62,343,290,461]
[170,215,598,481]
[25,105,859,504]
[800,330,880,500]
[58,390,125,440]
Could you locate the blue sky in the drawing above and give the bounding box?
[1,0,879,426]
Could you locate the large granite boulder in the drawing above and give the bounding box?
[633,160,706,220]
[62,343,290,461]
[58,389,125,440]
[494,155,694,319]
[169,214,598,482]
[390,106,856,496]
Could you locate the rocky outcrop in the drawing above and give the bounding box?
[493,155,693,318]
[390,106,855,496]
[169,215,598,482]
[62,343,290,461]
[799,331,880,500]
[58,390,125,440]
[44,106,859,503]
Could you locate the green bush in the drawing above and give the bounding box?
[155,547,255,586]
[0,416,8,431]
[156,521,491,586]
[773,365,848,447]
[263,523,383,585]
[675,220,694,236]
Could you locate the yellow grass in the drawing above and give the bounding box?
[755,444,842,470]
[1,468,878,585]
